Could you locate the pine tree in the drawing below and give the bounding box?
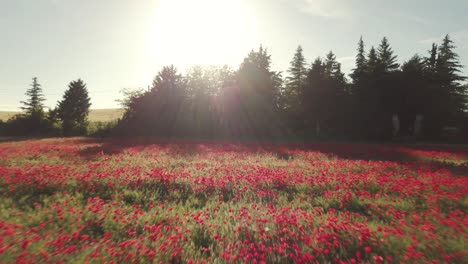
[437,35,466,84]
[350,36,367,84]
[151,65,185,95]
[436,34,467,121]
[302,58,324,135]
[234,45,283,139]
[57,79,91,135]
[151,65,187,137]
[285,46,307,110]
[425,43,438,73]
[324,51,345,83]
[302,52,347,137]
[20,77,46,118]
[367,47,379,73]
[377,37,399,72]
[400,55,426,135]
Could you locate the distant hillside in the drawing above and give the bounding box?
[0,109,124,122]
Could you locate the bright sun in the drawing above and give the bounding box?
[145,0,259,69]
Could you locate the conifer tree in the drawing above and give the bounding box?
[285,46,307,110]
[20,77,46,118]
[377,37,399,72]
[436,34,467,121]
[425,43,438,73]
[367,47,379,73]
[350,36,367,84]
[234,45,282,139]
[57,79,91,135]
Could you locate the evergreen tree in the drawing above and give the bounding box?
[20,77,46,118]
[400,55,426,135]
[151,65,187,137]
[302,52,347,138]
[324,51,346,83]
[349,37,369,137]
[285,46,307,110]
[302,58,325,136]
[151,65,185,95]
[57,79,91,135]
[367,47,379,73]
[425,43,438,73]
[377,37,399,72]
[350,36,367,84]
[229,45,282,139]
[435,34,467,126]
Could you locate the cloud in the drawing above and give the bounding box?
[292,0,350,18]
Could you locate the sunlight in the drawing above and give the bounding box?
[145,0,259,69]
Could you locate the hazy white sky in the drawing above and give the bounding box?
[1,0,467,110]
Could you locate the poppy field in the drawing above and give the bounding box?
[0,138,467,263]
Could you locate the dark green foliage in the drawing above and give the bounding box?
[116,47,285,141]
[20,77,46,118]
[228,46,283,140]
[377,37,399,72]
[367,47,379,73]
[284,45,307,111]
[420,35,467,138]
[0,113,59,137]
[350,37,367,86]
[6,35,465,142]
[114,37,466,141]
[57,79,92,136]
[117,65,189,137]
[436,35,467,116]
[301,52,348,139]
[0,77,60,137]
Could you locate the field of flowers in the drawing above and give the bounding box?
[0,138,467,263]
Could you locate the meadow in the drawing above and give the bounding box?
[0,138,467,263]
[0,109,124,123]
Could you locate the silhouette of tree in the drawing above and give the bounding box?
[350,36,367,89]
[377,37,399,72]
[284,45,307,110]
[20,77,46,118]
[302,57,324,136]
[111,34,466,141]
[436,35,467,117]
[57,79,91,135]
[400,55,426,135]
[367,46,379,73]
[186,65,233,138]
[425,43,438,73]
[225,46,283,140]
[302,52,347,138]
[282,46,308,136]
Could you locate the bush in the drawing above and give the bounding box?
[87,121,118,137]
[0,114,61,137]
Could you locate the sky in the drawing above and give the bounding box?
[1,0,468,110]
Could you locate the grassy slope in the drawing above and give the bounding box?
[0,109,124,122]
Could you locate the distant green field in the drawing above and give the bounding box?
[0,109,124,122]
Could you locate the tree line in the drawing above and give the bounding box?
[0,78,91,136]
[116,35,467,141]
[1,34,467,141]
